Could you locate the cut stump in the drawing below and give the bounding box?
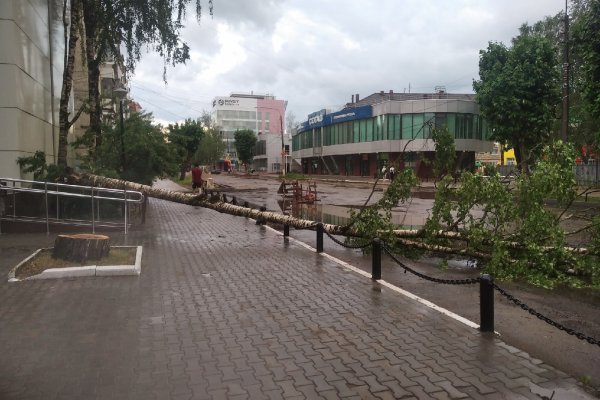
[53,234,110,263]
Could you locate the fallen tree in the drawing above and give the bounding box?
[70,138,600,290]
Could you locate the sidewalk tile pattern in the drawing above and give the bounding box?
[0,197,593,399]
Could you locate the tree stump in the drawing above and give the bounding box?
[53,234,110,263]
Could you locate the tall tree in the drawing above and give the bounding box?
[57,0,84,167]
[234,129,257,172]
[79,111,179,185]
[194,128,226,168]
[168,119,205,180]
[286,111,298,134]
[473,26,560,173]
[81,0,213,151]
[572,0,600,123]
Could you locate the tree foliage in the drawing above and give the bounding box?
[346,123,600,288]
[234,129,257,170]
[77,112,179,185]
[194,128,226,167]
[77,0,212,152]
[473,26,560,173]
[572,0,600,129]
[168,119,205,180]
[17,151,67,182]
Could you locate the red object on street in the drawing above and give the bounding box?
[192,166,203,185]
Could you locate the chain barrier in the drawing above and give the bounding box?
[219,195,600,347]
[493,284,600,348]
[382,245,481,285]
[323,230,371,249]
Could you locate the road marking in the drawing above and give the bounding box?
[264,224,480,330]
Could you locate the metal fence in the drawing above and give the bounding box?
[497,164,600,186]
[0,178,144,235]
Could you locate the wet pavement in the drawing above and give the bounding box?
[0,179,596,399]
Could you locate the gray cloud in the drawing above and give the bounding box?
[130,0,567,125]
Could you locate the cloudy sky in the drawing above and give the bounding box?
[129,0,567,127]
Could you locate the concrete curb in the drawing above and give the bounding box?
[8,246,142,282]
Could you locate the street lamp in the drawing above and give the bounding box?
[113,83,128,172]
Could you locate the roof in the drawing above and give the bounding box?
[346,92,476,108]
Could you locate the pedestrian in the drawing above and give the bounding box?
[191,162,203,193]
[381,165,387,179]
[389,166,396,181]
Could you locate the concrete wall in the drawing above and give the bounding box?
[0,0,64,179]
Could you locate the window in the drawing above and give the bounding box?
[447,114,456,138]
[424,113,435,139]
[402,114,413,139]
[390,115,400,140]
[412,114,424,139]
[353,121,360,143]
[366,118,373,141]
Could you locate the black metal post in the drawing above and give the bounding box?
[372,238,381,280]
[480,274,494,332]
[244,201,249,208]
[316,223,324,253]
[119,99,125,172]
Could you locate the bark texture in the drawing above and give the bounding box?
[53,233,110,262]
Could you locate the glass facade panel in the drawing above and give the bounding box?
[412,114,424,138]
[365,119,373,142]
[293,110,492,153]
[435,113,447,130]
[447,113,456,138]
[402,114,412,139]
[424,113,435,139]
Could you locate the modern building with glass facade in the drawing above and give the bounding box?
[211,93,288,172]
[292,91,494,179]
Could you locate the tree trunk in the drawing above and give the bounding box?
[69,173,596,258]
[57,0,82,167]
[83,1,102,150]
[53,233,110,263]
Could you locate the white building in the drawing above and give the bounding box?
[0,1,65,179]
[211,92,288,172]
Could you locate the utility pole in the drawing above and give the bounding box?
[561,0,569,141]
[280,114,286,177]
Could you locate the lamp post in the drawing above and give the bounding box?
[113,84,128,172]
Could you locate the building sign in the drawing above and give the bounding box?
[298,106,373,133]
[212,97,256,109]
[307,109,327,127]
[327,105,372,124]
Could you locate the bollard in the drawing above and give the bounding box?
[283,212,290,237]
[244,201,249,208]
[480,274,494,332]
[316,223,324,253]
[232,196,237,205]
[372,238,381,280]
[222,194,227,203]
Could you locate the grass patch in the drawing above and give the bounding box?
[176,175,192,186]
[15,247,137,279]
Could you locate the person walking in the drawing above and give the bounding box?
[381,165,388,180]
[191,163,203,193]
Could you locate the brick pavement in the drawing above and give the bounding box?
[0,189,595,399]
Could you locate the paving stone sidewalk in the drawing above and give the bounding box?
[0,188,595,399]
